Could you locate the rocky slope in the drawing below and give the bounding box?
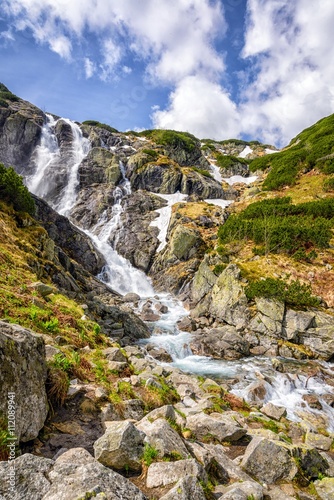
[0,85,333,499]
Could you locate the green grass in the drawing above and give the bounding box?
[139,129,199,153]
[82,120,118,133]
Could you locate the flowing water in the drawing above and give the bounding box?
[27,115,334,430]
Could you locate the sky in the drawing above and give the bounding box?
[1,0,334,148]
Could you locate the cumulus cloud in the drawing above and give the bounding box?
[240,0,334,145]
[152,76,240,140]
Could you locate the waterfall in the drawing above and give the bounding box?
[56,119,90,217]
[27,114,60,198]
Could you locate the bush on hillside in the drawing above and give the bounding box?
[245,277,320,308]
[0,164,35,214]
[216,154,249,170]
[218,197,334,256]
[139,129,199,153]
[82,120,118,133]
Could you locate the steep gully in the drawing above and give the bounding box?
[26,115,334,430]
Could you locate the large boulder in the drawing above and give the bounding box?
[146,459,207,488]
[170,225,203,261]
[186,412,247,443]
[209,264,249,328]
[0,448,147,500]
[283,309,315,342]
[190,325,250,360]
[136,418,189,459]
[160,476,207,500]
[0,321,48,442]
[241,437,297,484]
[314,477,334,500]
[248,298,285,337]
[93,420,145,471]
[78,147,122,186]
[300,324,334,360]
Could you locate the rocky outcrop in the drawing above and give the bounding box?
[33,194,105,276]
[190,325,250,360]
[0,321,48,442]
[0,448,147,500]
[0,97,44,173]
[79,147,122,187]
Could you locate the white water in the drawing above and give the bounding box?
[57,119,91,216]
[150,192,188,252]
[27,114,60,198]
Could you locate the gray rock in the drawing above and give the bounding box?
[220,481,263,500]
[209,265,249,328]
[305,433,333,451]
[260,402,287,421]
[94,420,145,470]
[136,418,189,459]
[314,478,334,500]
[300,325,334,360]
[0,321,48,442]
[204,444,255,483]
[241,437,298,484]
[122,399,145,421]
[283,309,315,341]
[186,412,247,443]
[190,325,250,360]
[103,347,127,362]
[146,459,207,488]
[0,453,53,500]
[123,292,141,303]
[160,476,207,500]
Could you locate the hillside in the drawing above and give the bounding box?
[0,86,333,500]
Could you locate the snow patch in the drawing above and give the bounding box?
[150,192,188,252]
[223,175,258,186]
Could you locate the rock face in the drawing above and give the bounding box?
[33,194,105,276]
[93,420,145,470]
[0,321,48,442]
[0,448,147,500]
[0,97,44,173]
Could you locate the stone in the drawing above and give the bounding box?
[300,325,334,360]
[171,225,203,261]
[260,402,287,421]
[209,264,249,328]
[186,412,247,443]
[45,344,61,360]
[295,446,329,478]
[283,309,315,341]
[219,481,263,500]
[314,478,334,500]
[122,399,145,421]
[241,437,298,484]
[246,380,268,403]
[0,321,48,442]
[136,418,189,459]
[305,433,333,451]
[160,476,207,500]
[204,444,255,483]
[146,459,207,488]
[139,405,176,425]
[123,292,141,303]
[93,420,145,471]
[190,325,250,360]
[29,281,56,297]
[103,346,127,362]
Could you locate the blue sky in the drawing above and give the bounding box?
[1,0,334,147]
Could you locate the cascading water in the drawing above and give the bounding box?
[28,115,334,430]
[56,119,91,217]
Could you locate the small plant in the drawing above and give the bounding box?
[42,317,59,332]
[142,443,159,466]
[46,365,70,408]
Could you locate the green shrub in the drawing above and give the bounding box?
[139,129,199,153]
[218,197,334,256]
[82,120,118,133]
[323,176,334,191]
[245,278,320,308]
[0,164,35,214]
[0,98,9,108]
[192,166,212,178]
[216,154,248,170]
[142,148,159,160]
[142,443,159,466]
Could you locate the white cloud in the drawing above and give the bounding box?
[49,35,72,60]
[152,76,240,140]
[84,57,96,79]
[240,0,334,146]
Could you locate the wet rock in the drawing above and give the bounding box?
[0,321,48,442]
[137,418,189,459]
[190,325,250,360]
[160,476,207,500]
[93,420,145,471]
[123,292,141,303]
[146,459,207,488]
[247,381,268,403]
[241,437,298,484]
[260,402,287,421]
[186,412,247,443]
